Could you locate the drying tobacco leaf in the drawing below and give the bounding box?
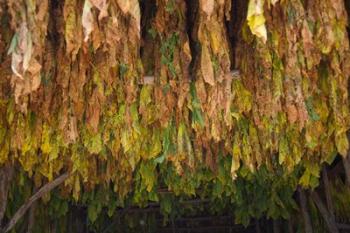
[0,0,348,227]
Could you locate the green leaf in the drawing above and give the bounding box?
[139,161,157,192]
[88,203,99,223]
[278,136,289,165]
[7,33,18,55]
[190,83,204,129]
[305,97,320,121]
[107,199,117,217]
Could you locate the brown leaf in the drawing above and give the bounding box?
[286,104,298,124]
[10,23,33,79]
[195,78,207,105]
[330,0,345,18]
[201,46,215,86]
[35,0,49,22]
[90,0,108,20]
[295,89,308,129]
[27,60,42,92]
[87,89,101,133]
[68,116,79,142]
[116,0,140,37]
[224,73,233,127]
[301,21,313,58]
[177,81,189,111]
[200,0,214,18]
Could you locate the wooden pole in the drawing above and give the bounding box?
[287,218,293,233]
[26,202,36,233]
[322,167,335,222]
[255,219,261,233]
[310,191,339,233]
[343,153,350,186]
[297,187,313,233]
[0,163,13,228]
[26,187,38,233]
[273,219,281,233]
[1,172,69,233]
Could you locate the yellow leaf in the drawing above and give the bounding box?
[231,134,241,179]
[0,138,9,165]
[336,132,349,157]
[299,170,310,187]
[278,136,288,165]
[247,0,267,43]
[73,174,81,201]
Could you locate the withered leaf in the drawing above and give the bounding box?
[200,0,215,18]
[201,45,215,86]
[82,0,94,42]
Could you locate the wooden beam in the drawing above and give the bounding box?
[139,70,241,85]
[143,76,154,85]
[337,223,350,230]
[230,70,241,79]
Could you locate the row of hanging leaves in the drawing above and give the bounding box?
[0,0,349,225]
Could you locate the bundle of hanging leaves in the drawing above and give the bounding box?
[0,0,349,224]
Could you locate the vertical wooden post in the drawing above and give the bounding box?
[343,154,350,187]
[51,220,57,233]
[310,191,339,233]
[344,134,350,186]
[322,166,335,222]
[255,219,261,233]
[297,187,313,233]
[287,218,293,233]
[273,219,281,233]
[26,204,36,233]
[26,191,37,233]
[0,163,13,229]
